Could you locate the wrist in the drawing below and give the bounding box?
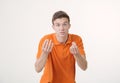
[42,52,49,57]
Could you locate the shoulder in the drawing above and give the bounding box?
[70,34,82,41]
[69,34,84,46]
[40,33,54,42]
[42,33,54,39]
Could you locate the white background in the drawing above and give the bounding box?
[0,0,120,83]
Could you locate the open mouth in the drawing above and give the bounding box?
[60,32,65,34]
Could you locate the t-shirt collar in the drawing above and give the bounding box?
[53,33,72,45]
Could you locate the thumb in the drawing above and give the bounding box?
[72,42,76,46]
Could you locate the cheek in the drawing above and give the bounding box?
[53,26,58,31]
[54,28,59,32]
[65,28,69,32]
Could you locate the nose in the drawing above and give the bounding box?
[59,25,64,31]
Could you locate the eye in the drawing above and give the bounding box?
[55,24,60,27]
[63,23,67,26]
[63,23,68,27]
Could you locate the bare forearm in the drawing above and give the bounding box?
[35,39,53,73]
[35,52,48,73]
[75,54,87,71]
[70,42,87,70]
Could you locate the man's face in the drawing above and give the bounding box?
[52,18,70,37]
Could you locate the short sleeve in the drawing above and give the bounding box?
[36,37,45,59]
[76,36,86,56]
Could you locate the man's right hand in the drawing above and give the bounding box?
[42,39,54,55]
[35,39,54,73]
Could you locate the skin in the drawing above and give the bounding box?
[35,18,87,73]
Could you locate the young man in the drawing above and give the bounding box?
[35,11,87,83]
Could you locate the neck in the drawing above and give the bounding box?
[56,34,68,44]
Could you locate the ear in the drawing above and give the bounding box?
[68,24,71,29]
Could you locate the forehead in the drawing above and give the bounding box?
[53,18,69,24]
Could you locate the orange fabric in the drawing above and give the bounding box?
[36,33,85,83]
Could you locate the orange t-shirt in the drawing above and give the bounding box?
[36,33,85,83]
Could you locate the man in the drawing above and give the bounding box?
[35,11,87,83]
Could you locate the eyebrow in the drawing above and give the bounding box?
[55,21,68,24]
[53,20,69,25]
[64,21,69,23]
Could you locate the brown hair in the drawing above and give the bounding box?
[52,11,70,24]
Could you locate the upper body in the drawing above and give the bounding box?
[35,11,87,83]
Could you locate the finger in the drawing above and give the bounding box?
[72,45,77,54]
[70,45,74,54]
[72,41,78,49]
[72,42,76,46]
[47,40,53,51]
[49,42,54,52]
[71,44,78,55]
[42,39,49,50]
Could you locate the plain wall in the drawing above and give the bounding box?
[0,0,120,83]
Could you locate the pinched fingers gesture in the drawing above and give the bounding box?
[70,42,79,56]
[42,39,54,54]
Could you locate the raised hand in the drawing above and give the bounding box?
[42,39,54,55]
[70,42,79,56]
